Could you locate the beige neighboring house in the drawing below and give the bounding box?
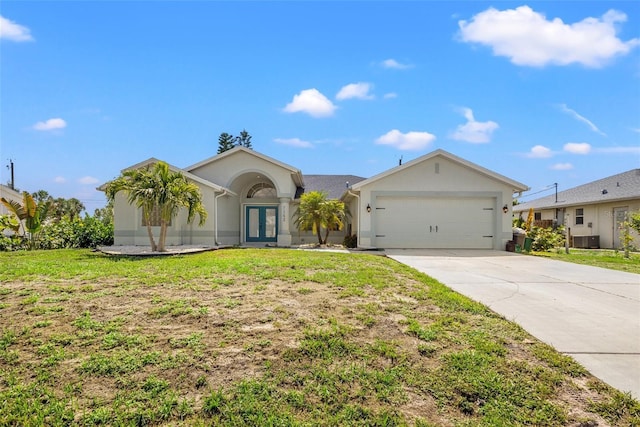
[101,147,528,250]
[513,169,640,249]
[0,184,23,216]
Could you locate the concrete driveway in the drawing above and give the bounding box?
[385,249,640,399]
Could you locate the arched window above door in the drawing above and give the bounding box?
[247,182,276,198]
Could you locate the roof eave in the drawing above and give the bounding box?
[351,149,528,192]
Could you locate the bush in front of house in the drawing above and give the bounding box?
[527,225,565,252]
[343,234,357,248]
[38,216,114,249]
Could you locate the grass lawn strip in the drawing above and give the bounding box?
[0,248,638,426]
[531,248,640,274]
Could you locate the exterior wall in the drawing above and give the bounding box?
[0,184,22,216]
[523,200,640,249]
[190,150,299,247]
[356,156,515,250]
[112,184,217,246]
[216,194,241,246]
[562,201,639,249]
[189,150,298,199]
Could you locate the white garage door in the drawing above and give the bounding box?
[374,196,495,249]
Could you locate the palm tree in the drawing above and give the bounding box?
[321,199,348,244]
[105,165,160,251]
[1,191,47,249]
[104,161,207,252]
[294,191,326,245]
[153,162,207,252]
[294,191,348,245]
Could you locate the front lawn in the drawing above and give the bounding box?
[0,249,638,426]
[531,249,640,274]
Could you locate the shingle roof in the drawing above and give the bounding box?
[514,169,640,212]
[298,175,367,199]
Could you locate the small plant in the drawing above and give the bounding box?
[417,343,437,357]
[343,234,357,248]
[195,375,208,389]
[202,389,226,416]
[618,216,636,259]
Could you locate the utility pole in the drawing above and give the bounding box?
[554,182,558,203]
[7,159,15,190]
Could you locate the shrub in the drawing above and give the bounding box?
[343,234,357,248]
[36,216,113,250]
[527,226,565,252]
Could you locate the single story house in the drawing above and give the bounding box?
[0,184,22,216]
[101,147,528,250]
[513,169,640,249]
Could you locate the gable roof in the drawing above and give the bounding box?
[350,149,528,193]
[299,175,367,199]
[97,158,235,195]
[0,184,22,201]
[514,169,640,212]
[185,146,304,187]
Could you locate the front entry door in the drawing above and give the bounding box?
[613,207,628,249]
[246,206,278,243]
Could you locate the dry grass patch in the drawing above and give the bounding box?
[0,248,638,426]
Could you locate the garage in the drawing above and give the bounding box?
[374,196,496,249]
[348,149,528,250]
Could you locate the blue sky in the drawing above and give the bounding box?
[1,1,639,213]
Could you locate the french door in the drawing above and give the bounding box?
[246,206,278,243]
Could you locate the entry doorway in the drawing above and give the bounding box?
[246,206,278,243]
[613,207,628,249]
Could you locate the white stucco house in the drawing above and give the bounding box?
[101,147,528,250]
[0,184,22,216]
[514,169,640,249]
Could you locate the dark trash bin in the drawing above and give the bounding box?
[524,237,533,252]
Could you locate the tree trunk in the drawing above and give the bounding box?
[323,228,330,245]
[144,214,157,251]
[315,220,323,245]
[158,220,168,252]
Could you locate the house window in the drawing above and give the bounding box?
[534,212,541,221]
[247,183,276,198]
[575,208,584,225]
[142,205,170,227]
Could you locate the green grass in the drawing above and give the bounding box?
[0,248,637,426]
[532,248,640,274]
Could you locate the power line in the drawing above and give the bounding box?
[518,184,557,201]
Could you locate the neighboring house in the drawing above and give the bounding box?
[101,147,528,250]
[0,184,22,216]
[513,169,640,249]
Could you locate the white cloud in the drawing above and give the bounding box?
[563,142,592,154]
[336,82,374,101]
[558,104,606,136]
[33,118,67,131]
[375,129,436,151]
[383,92,398,99]
[78,176,99,185]
[550,163,573,170]
[527,145,554,158]
[450,108,498,143]
[0,15,34,42]
[380,59,412,69]
[283,89,336,118]
[458,6,639,67]
[273,138,313,148]
[54,176,67,184]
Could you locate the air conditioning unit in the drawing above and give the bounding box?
[572,235,599,249]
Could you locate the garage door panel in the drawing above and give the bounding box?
[374,196,494,249]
